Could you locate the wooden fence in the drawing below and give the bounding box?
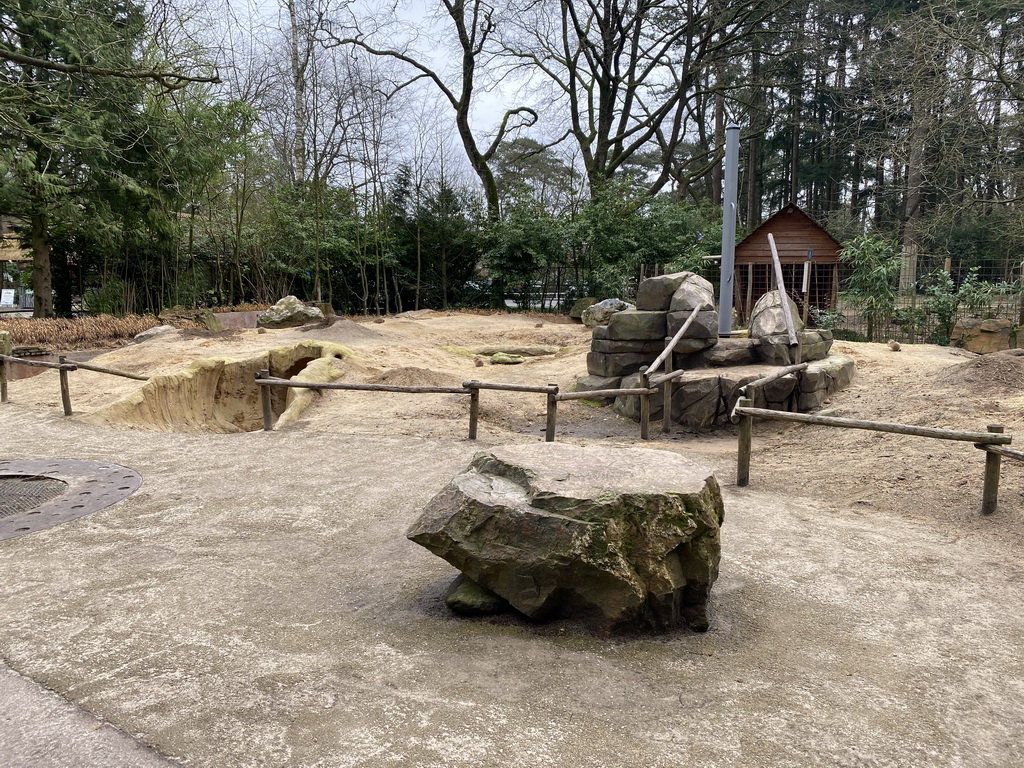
[731,396,1015,515]
[0,344,149,416]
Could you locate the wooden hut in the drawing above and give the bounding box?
[733,204,841,323]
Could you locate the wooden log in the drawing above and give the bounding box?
[555,387,659,401]
[739,363,809,396]
[255,377,470,394]
[58,355,72,416]
[545,388,558,443]
[767,233,799,347]
[648,368,686,387]
[734,405,1013,444]
[71,360,149,381]
[463,380,559,394]
[0,331,9,403]
[975,444,1024,462]
[0,354,77,370]
[640,371,651,440]
[257,369,273,431]
[737,397,752,486]
[982,425,1004,515]
[468,388,480,440]
[648,305,701,375]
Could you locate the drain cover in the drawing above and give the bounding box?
[0,460,142,541]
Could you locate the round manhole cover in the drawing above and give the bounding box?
[0,460,142,541]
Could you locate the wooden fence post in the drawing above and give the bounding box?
[58,355,72,416]
[0,331,10,403]
[737,397,753,486]
[545,385,558,442]
[982,424,1004,515]
[257,369,273,431]
[468,387,480,440]
[639,369,651,440]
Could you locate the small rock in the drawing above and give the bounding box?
[374,317,385,324]
[445,574,510,616]
[133,325,175,343]
[490,352,525,365]
[887,339,901,351]
[474,358,484,367]
[257,327,267,334]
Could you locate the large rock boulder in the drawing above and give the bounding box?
[636,272,689,311]
[669,273,717,312]
[607,309,667,340]
[407,444,724,634]
[748,290,805,338]
[258,296,324,329]
[582,299,633,328]
[950,318,1018,354]
[569,297,598,319]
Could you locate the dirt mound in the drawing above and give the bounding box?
[370,367,465,388]
[298,317,384,344]
[935,350,1024,395]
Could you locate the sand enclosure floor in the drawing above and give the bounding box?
[1,312,1023,766]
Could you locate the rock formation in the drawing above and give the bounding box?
[258,296,325,329]
[407,443,725,634]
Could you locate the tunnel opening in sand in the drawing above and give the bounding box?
[81,342,352,434]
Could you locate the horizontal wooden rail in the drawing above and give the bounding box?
[463,380,559,394]
[648,368,686,387]
[555,387,657,402]
[254,376,469,394]
[0,354,77,371]
[975,444,1024,462]
[733,405,1012,445]
[71,360,149,381]
[738,363,808,396]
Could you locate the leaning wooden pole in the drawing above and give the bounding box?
[0,331,10,403]
[58,355,72,416]
[736,397,753,486]
[981,424,1004,515]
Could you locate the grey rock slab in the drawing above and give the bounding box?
[407,444,725,634]
[667,310,719,340]
[636,272,695,311]
[668,273,717,312]
[586,351,653,378]
[133,325,175,344]
[748,290,805,338]
[607,310,668,341]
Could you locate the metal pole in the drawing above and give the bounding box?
[58,355,72,416]
[718,124,741,337]
[981,424,1004,515]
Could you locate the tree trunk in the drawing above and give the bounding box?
[30,208,53,318]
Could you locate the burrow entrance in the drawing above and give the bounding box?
[81,342,352,434]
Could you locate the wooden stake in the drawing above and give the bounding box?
[545,386,558,442]
[58,355,72,416]
[0,331,9,403]
[662,355,675,435]
[737,397,752,486]
[640,369,651,440]
[468,388,480,440]
[982,424,1004,515]
[257,369,273,431]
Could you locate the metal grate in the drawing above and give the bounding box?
[0,476,68,518]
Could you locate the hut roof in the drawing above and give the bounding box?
[735,204,841,263]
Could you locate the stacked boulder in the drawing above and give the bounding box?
[747,290,833,365]
[576,272,718,400]
[574,277,856,429]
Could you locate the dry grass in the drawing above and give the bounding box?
[0,314,160,350]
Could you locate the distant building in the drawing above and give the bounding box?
[733,204,841,323]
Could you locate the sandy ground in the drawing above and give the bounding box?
[1,312,1023,767]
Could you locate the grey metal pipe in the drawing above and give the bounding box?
[718,124,741,336]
